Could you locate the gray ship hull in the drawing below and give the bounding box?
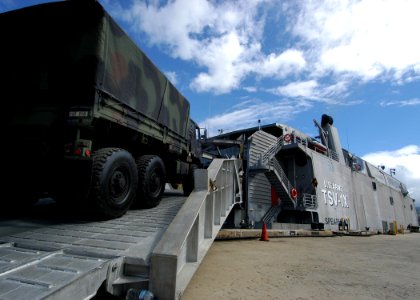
[208,115,418,233]
[311,147,416,232]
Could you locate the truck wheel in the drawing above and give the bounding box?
[182,164,198,196]
[137,155,165,208]
[90,148,138,219]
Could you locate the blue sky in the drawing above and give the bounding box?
[2,0,419,203]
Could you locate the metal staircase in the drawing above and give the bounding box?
[268,158,297,208]
[261,204,282,224]
[261,135,284,163]
[265,168,296,209]
[256,135,297,210]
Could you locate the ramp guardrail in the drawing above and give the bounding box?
[149,159,242,300]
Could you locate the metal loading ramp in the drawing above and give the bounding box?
[0,244,110,300]
[0,195,186,300]
[0,158,242,300]
[150,158,242,300]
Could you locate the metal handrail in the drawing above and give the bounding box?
[261,204,282,224]
[270,158,295,202]
[150,159,242,300]
[301,193,317,209]
[261,135,284,163]
[260,132,337,168]
[329,149,339,161]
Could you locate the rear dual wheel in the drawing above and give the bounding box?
[86,150,166,218]
[90,148,138,219]
[136,155,166,208]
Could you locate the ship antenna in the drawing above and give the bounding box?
[346,127,350,151]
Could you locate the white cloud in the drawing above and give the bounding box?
[292,0,420,81]
[274,80,319,98]
[243,86,257,93]
[258,49,306,78]
[270,79,361,106]
[321,80,350,98]
[164,71,178,86]
[110,0,309,94]
[380,98,420,107]
[124,0,213,60]
[105,0,420,100]
[189,31,258,93]
[201,98,312,137]
[362,145,420,202]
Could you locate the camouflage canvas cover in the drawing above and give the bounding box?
[0,0,190,138]
[99,7,190,137]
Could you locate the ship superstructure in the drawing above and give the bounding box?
[205,114,418,232]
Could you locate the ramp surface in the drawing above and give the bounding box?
[0,193,186,300]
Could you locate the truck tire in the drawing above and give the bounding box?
[182,164,198,196]
[90,148,138,219]
[137,155,165,208]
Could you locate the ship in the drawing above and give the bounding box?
[202,114,419,233]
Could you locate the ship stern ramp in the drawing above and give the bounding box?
[0,159,242,300]
[0,196,186,300]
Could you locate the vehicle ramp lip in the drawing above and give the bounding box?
[0,245,114,300]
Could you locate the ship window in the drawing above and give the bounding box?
[389,197,394,205]
[411,204,413,211]
[372,182,376,190]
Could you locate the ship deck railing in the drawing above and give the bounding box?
[300,193,318,209]
[290,134,339,162]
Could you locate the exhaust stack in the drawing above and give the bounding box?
[319,114,345,163]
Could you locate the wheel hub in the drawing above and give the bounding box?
[150,172,162,195]
[111,170,127,197]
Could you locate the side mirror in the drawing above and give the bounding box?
[199,128,207,140]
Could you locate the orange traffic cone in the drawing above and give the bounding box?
[260,223,269,241]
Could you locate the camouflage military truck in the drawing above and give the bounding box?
[0,0,202,219]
